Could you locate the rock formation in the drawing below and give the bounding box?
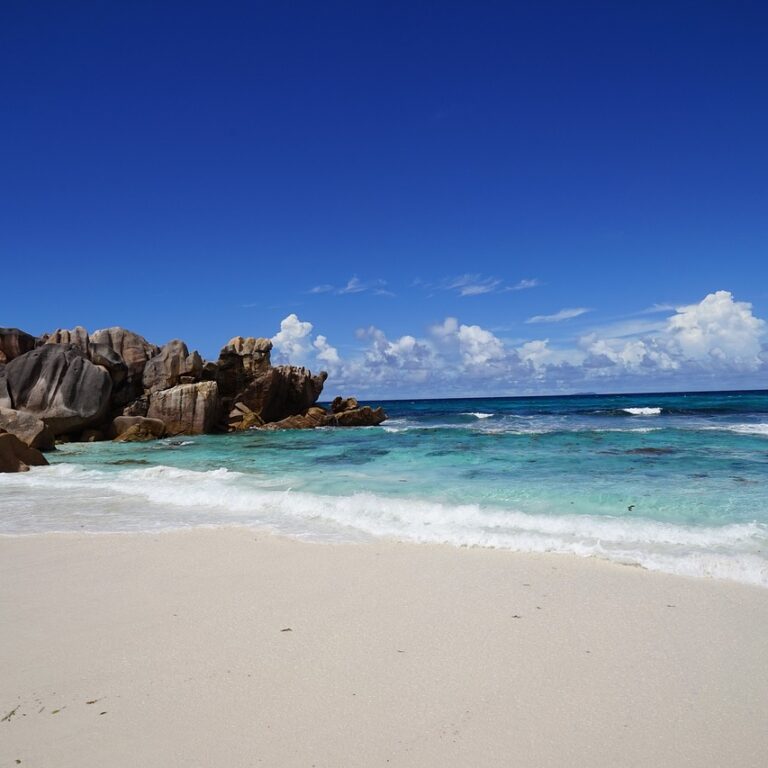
[111,416,166,440]
[0,407,55,450]
[0,328,36,364]
[0,324,386,444]
[147,381,220,435]
[143,339,203,393]
[45,326,90,355]
[0,431,49,473]
[3,344,112,435]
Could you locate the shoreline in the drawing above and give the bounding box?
[2,528,767,767]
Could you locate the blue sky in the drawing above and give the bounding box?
[2,2,767,397]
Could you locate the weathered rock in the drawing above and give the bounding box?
[114,423,161,442]
[0,369,11,409]
[227,402,263,431]
[80,429,104,442]
[121,396,149,417]
[202,361,218,381]
[331,396,359,414]
[89,343,128,386]
[111,416,165,439]
[261,406,331,430]
[45,326,90,355]
[3,345,112,435]
[90,327,159,378]
[215,337,273,401]
[147,381,219,435]
[0,328,37,364]
[143,340,203,394]
[221,336,272,373]
[238,366,327,424]
[0,406,55,450]
[0,432,49,472]
[327,405,387,427]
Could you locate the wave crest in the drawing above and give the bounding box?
[1,463,766,587]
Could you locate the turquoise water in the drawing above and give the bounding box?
[1,390,767,585]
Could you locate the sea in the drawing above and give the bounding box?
[1,390,767,587]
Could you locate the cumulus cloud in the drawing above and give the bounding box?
[273,292,767,397]
[526,307,591,324]
[665,291,765,368]
[271,313,314,363]
[456,324,506,366]
[313,335,341,368]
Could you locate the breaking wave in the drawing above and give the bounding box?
[1,463,766,588]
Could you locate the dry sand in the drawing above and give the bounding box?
[1,528,767,767]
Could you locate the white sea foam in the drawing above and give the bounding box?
[722,423,768,437]
[622,407,662,416]
[2,464,766,587]
[462,412,494,419]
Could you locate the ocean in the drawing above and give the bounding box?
[1,390,767,586]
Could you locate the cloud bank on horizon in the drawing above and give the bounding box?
[270,291,767,398]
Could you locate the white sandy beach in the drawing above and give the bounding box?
[2,528,767,768]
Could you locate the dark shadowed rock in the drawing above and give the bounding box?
[147,381,219,435]
[0,407,55,450]
[111,415,165,439]
[238,366,327,424]
[143,340,203,394]
[45,326,90,355]
[0,328,37,364]
[80,429,105,442]
[89,343,128,386]
[121,396,149,417]
[0,432,49,472]
[3,345,112,435]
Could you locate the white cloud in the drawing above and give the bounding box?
[271,313,314,363]
[665,290,765,369]
[456,324,506,366]
[308,276,391,296]
[313,335,341,367]
[432,274,541,297]
[509,278,541,291]
[309,284,334,294]
[526,307,591,324]
[272,291,768,397]
[429,316,459,340]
